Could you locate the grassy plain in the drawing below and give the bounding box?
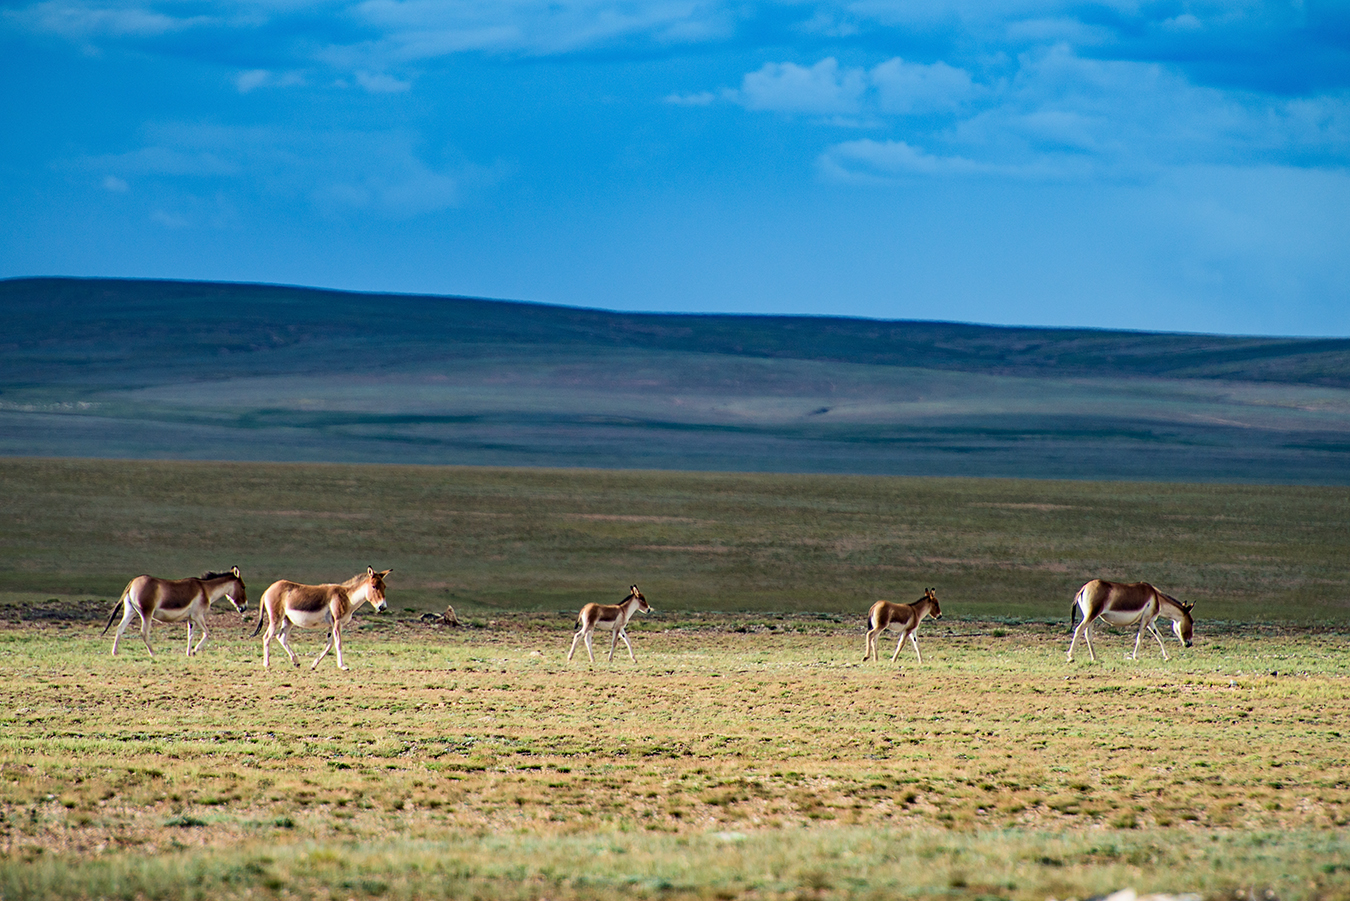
[2,458,1349,899]
[1,458,1347,622]
[2,621,1350,900]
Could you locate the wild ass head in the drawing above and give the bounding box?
[921,587,941,620]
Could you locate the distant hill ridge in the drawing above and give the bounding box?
[5,276,1349,387]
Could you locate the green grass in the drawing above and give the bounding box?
[2,458,1347,622]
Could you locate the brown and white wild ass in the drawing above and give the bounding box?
[568,585,650,664]
[863,588,942,664]
[102,567,248,657]
[1067,579,1194,663]
[252,567,391,670]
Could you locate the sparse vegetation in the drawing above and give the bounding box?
[1,458,1348,898]
[1,619,1349,899]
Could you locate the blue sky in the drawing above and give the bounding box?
[2,1,1348,336]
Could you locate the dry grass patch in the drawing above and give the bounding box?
[2,618,1349,898]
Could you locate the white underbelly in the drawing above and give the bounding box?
[286,609,334,629]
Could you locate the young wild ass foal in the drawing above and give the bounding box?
[863,588,942,664]
[253,567,391,670]
[1067,578,1194,663]
[568,585,650,664]
[102,567,248,657]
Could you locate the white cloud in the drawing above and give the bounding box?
[1162,13,1203,32]
[722,55,979,118]
[819,139,992,182]
[870,57,977,114]
[341,0,737,61]
[101,174,129,192]
[68,123,507,219]
[81,145,241,177]
[150,209,190,228]
[737,58,867,115]
[6,0,210,39]
[664,90,717,106]
[355,70,412,93]
[235,69,271,93]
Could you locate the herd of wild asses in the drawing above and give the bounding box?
[98,568,1195,670]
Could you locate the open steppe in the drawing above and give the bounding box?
[3,618,1350,900]
[2,458,1349,899]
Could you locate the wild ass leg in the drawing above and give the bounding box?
[1068,615,1097,663]
[612,627,636,663]
[312,622,346,670]
[275,619,302,667]
[188,612,210,656]
[136,607,156,658]
[890,628,912,663]
[909,630,923,664]
[567,627,587,662]
[1147,620,1170,659]
[1130,620,1147,660]
[583,630,596,664]
[261,614,287,667]
[110,604,141,657]
[261,619,273,667]
[863,626,883,662]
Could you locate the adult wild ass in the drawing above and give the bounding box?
[1067,579,1194,663]
[253,567,391,670]
[103,568,248,657]
[568,585,650,664]
[863,588,942,664]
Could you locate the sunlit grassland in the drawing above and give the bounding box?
[2,621,1349,899]
[2,457,1349,899]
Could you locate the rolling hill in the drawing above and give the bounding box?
[3,276,1349,483]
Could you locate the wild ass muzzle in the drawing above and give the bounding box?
[252,567,391,670]
[102,567,248,658]
[863,588,942,664]
[1067,579,1194,663]
[568,585,650,664]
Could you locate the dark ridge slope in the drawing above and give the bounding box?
[4,277,1348,386]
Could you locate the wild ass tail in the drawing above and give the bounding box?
[101,587,131,635]
[250,602,268,637]
[1068,588,1084,634]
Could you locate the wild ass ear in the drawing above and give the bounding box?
[232,566,241,577]
[1183,602,1194,612]
[380,569,393,578]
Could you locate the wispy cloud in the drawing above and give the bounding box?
[66,123,508,219]
[354,70,411,93]
[235,69,307,93]
[336,0,737,62]
[5,0,211,39]
[696,39,1350,182]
